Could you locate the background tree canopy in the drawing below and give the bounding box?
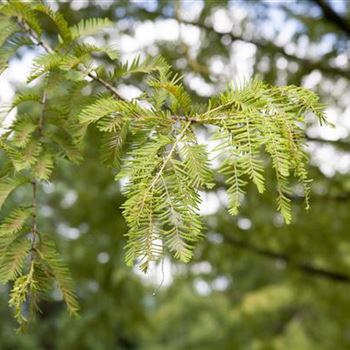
[0,0,349,349]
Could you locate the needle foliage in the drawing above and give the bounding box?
[0,1,326,327]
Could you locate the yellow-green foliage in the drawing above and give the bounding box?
[0,1,326,326]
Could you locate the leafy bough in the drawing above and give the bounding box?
[0,1,327,326]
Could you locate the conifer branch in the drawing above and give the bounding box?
[86,71,125,101]
[13,14,197,121]
[0,1,328,325]
[15,15,125,102]
[16,18,53,54]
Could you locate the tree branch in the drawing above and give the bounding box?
[30,91,47,255]
[164,16,350,80]
[306,136,350,150]
[16,18,126,101]
[13,15,350,150]
[313,0,350,38]
[223,233,350,284]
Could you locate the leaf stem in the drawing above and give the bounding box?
[14,16,200,124]
[150,120,191,189]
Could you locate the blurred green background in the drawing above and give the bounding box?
[1,0,350,349]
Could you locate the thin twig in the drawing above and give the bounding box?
[38,91,46,135]
[313,0,350,38]
[31,179,37,252]
[150,120,191,189]
[223,233,350,284]
[30,90,47,253]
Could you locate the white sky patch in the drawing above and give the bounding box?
[133,257,173,289]
[86,280,99,293]
[302,70,322,89]
[212,275,230,291]
[60,190,78,209]
[70,0,89,11]
[194,278,211,295]
[318,33,337,56]
[131,0,157,12]
[307,107,349,141]
[97,252,110,264]
[199,191,221,216]
[191,261,212,274]
[207,232,224,244]
[275,19,298,47]
[216,189,228,208]
[181,24,201,48]
[228,3,247,22]
[210,56,226,75]
[230,41,256,80]
[0,49,41,128]
[0,76,14,103]
[237,217,252,231]
[309,143,350,177]
[40,205,54,218]
[212,8,233,34]
[57,223,81,240]
[119,34,140,54]
[185,73,215,96]
[180,0,204,22]
[135,21,156,46]
[42,182,55,194]
[117,83,143,100]
[333,53,348,68]
[261,7,285,40]
[155,19,179,42]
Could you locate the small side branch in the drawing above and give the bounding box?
[223,233,350,284]
[31,179,37,252]
[169,15,350,80]
[313,0,350,38]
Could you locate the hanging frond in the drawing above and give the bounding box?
[21,139,42,168]
[0,1,328,326]
[100,121,129,168]
[72,42,119,61]
[0,176,26,209]
[38,238,79,316]
[34,153,54,181]
[180,142,214,189]
[78,96,127,125]
[156,163,203,262]
[32,4,72,43]
[148,72,193,115]
[11,92,42,110]
[10,114,38,148]
[0,35,34,72]
[0,2,42,36]
[0,207,31,236]
[27,52,71,82]
[121,134,173,271]
[120,121,207,269]
[0,238,31,283]
[0,15,19,47]
[8,261,37,328]
[78,96,145,125]
[49,131,83,164]
[71,17,113,39]
[112,55,170,79]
